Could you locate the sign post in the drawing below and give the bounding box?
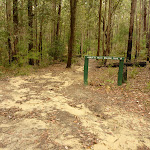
[84,56,89,85]
[84,56,125,86]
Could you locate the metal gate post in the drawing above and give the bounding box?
[118,59,124,86]
[84,56,89,85]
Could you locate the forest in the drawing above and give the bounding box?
[0,0,150,149]
[0,0,150,68]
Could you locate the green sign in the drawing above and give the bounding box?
[84,56,125,86]
[87,56,124,60]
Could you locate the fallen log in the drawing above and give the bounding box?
[108,62,147,67]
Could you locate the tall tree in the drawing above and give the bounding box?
[135,13,138,59]
[147,0,150,61]
[28,0,34,65]
[127,0,137,61]
[34,0,38,61]
[52,0,56,44]
[106,0,111,56]
[38,1,45,64]
[143,0,147,33]
[54,0,62,60]
[6,0,12,64]
[138,0,142,57]
[103,0,107,56]
[97,0,102,56]
[66,0,78,68]
[13,0,18,61]
[56,0,62,40]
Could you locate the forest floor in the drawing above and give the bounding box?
[0,59,150,150]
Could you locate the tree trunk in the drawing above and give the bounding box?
[66,0,78,68]
[106,0,111,56]
[103,0,107,56]
[127,0,137,62]
[97,0,102,56]
[143,0,147,33]
[135,13,138,59]
[138,0,142,57]
[6,0,12,64]
[54,0,62,60]
[146,0,150,61]
[13,0,18,62]
[38,19,43,63]
[148,31,150,62]
[28,0,34,65]
[56,0,62,39]
[52,0,56,43]
[34,0,38,65]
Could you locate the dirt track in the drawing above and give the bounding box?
[0,63,150,150]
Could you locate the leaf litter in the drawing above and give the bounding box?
[0,60,149,150]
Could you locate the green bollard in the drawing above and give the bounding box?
[118,59,124,86]
[84,56,89,85]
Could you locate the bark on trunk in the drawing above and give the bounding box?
[106,0,111,56]
[135,14,138,59]
[146,0,150,61]
[127,0,137,62]
[138,0,142,57]
[103,0,107,56]
[97,0,102,56]
[52,0,56,43]
[66,0,78,68]
[13,0,18,62]
[28,0,34,65]
[39,19,43,63]
[54,0,62,60]
[6,0,12,64]
[143,0,147,33]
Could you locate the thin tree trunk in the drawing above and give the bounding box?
[80,32,83,56]
[54,0,62,60]
[148,32,150,62]
[6,0,12,64]
[143,0,147,33]
[135,13,138,60]
[103,0,107,56]
[127,0,137,62]
[28,0,34,65]
[52,0,56,43]
[147,0,150,61]
[66,0,78,68]
[138,0,142,57]
[34,0,38,65]
[13,0,18,62]
[39,18,43,63]
[97,0,102,56]
[38,2,45,64]
[56,0,62,39]
[106,0,111,56]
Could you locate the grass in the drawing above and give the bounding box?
[128,67,139,79]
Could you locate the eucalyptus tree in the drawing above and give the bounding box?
[127,0,137,61]
[97,0,102,56]
[147,0,150,61]
[28,0,34,65]
[13,0,19,61]
[66,0,78,68]
[6,0,12,64]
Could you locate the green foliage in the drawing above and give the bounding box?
[48,39,65,60]
[105,79,114,84]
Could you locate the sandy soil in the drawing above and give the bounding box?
[0,62,150,150]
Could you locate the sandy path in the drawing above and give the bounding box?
[0,64,150,150]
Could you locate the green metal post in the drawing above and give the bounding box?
[118,60,124,86]
[84,56,89,85]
